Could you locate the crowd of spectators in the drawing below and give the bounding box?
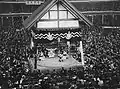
[0,14,120,89]
[83,26,120,88]
[0,21,31,89]
[20,67,84,89]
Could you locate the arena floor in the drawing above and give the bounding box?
[37,55,81,70]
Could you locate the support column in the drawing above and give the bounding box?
[35,48,38,69]
[67,40,70,53]
[12,16,14,27]
[79,41,84,65]
[1,17,3,26]
[112,14,114,26]
[22,16,24,23]
[34,55,37,69]
[102,15,104,25]
[66,31,71,53]
[30,37,34,49]
[92,15,94,24]
[58,37,61,54]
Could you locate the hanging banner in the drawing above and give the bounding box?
[66,31,72,40]
[33,31,81,40]
[47,32,53,41]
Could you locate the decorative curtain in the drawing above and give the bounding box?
[33,31,82,40]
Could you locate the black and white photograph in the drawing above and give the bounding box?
[0,0,120,89]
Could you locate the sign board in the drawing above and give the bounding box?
[25,1,43,5]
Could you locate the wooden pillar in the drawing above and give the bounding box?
[102,15,104,25]
[35,48,38,69]
[34,55,37,69]
[1,17,3,26]
[22,16,24,23]
[67,40,70,53]
[12,16,14,27]
[112,14,114,26]
[92,15,94,24]
[30,37,34,49]
[78,41,84,65]
[66,31,71,53]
